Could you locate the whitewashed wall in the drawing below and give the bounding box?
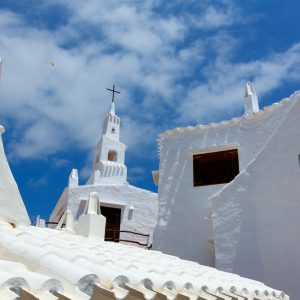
[153,97,295,266]
[50,183,158,245]
[211,93,300,299]
[0,126,30,225]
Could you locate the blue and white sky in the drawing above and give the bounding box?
[0,0,300,222]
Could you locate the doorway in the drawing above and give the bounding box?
[100,206,121,242]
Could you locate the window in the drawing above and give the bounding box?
[108,150,117,161]
[193,149,239,186]
[111,127,115,134]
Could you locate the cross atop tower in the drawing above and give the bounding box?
[106,85,120,103]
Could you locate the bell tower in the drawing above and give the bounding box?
[88,85,127,185]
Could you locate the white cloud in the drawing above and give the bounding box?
[51,158,71,168]
[128,165,147,183]
[0,0,299,164]
[178,41,300,123]
[192,5,237,29]
[0,1,188,160]
[28,176,48,187]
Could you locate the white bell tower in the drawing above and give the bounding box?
[88,85,127,185]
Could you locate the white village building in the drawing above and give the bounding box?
[152,83,300,299]
[0,119,289,299]
[49,92,158,246]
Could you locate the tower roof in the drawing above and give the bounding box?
[106,85,120,115]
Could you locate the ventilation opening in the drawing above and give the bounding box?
[108,150,117,162]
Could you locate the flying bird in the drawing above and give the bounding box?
[44,60,54,66]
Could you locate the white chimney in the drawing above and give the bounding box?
[76,192,106,240]
[68,169,79,188]
[244,82,259,114]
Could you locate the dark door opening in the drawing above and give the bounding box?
[100,206,121,242]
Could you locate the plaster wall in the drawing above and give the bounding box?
[153,99,295,266]
[211,93,300,298]
[102,113,120,141]
[0,127,30,225]
[97,136,126,165]
[50,183,158,245]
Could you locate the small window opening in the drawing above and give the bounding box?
[111,127,115,134]
[108,150,117,162]
[193,149,239,186]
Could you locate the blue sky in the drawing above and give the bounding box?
[0,0,300,222]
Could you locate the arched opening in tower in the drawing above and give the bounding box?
[108,150,118,162]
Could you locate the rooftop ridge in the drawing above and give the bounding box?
[158,90,300,142]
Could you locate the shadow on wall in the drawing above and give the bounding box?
[154,149,188,246]
[154,147,216,265]
[128,208,133,220]
[76,200,86,219]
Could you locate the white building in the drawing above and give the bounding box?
[0,121,289,299]
[152,83,300,299]
[50,94,158,246]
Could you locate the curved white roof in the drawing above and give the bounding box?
[0,221,288,299]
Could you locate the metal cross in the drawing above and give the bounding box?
[106,85,120,102]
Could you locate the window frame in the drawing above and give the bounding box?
[192,145,240,187]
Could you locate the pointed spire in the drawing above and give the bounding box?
[110,100,116,114]
[244,82,259,114]
[106,85,120,115]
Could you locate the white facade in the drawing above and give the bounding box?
[211,91,300,299]
[50,98,158,245]
[153,85,300,298]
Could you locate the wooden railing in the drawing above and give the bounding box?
[46,221,64,226]
[45,222,151,248]
[105,229,150,248]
